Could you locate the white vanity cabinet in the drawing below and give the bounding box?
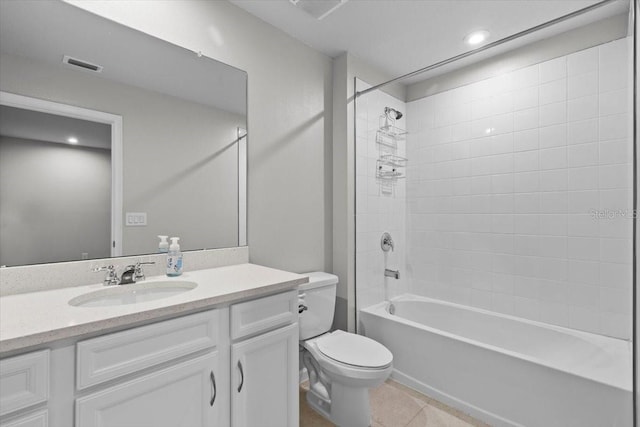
[0,288,300,427]
[230,291,299,427]
[74,308,227,427]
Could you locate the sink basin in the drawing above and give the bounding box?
[69,281,198,308]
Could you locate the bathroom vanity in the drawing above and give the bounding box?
[0,2,304,425]
[0,263,305,427]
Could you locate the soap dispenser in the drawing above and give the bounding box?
[166,237,183,277]
[158,235,169,253]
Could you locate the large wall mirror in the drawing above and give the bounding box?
[0,0,248,267]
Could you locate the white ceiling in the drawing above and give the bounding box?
[0,105,111,150]
[230,0,627,82]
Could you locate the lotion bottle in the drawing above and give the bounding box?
[158,235,169,253]
[166,237,183,277]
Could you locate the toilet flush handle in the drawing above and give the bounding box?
[298,292,307,314]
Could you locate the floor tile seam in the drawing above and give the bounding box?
[385,380,432,410]
[402,406,427,427]
[372,402,423,427]
[386,380,483,425]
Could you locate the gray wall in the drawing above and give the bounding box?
[0,52,244,256]
[66,0,334,273]
[0,136,110,265]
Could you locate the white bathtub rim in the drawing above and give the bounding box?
[390,368,523,427]
[383,293,630,353]
[361,294,632,392]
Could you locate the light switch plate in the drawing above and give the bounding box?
[125,212,147,226]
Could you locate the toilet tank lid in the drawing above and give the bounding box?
[299,272,338,290]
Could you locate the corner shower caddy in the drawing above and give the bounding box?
[375,109,407,192]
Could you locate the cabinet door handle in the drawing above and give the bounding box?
[209,371,217,406]
[237,360,244,393]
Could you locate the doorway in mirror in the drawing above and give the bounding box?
[0,91,123,266]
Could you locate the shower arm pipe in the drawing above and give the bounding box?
[356,0,618,98]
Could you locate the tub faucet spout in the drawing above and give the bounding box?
[384,269,400,279]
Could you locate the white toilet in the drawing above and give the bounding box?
[299,272,393,427]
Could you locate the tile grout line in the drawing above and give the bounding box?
[402,406,425,427]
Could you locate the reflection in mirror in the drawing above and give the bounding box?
[0,104,113,266]
[0,0,248,267]
[0,91,123,267]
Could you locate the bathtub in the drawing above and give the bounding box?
[360,295,632,427]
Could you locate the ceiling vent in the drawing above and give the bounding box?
[289,0,348,20]
[62,55,103,73]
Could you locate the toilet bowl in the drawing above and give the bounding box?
[299,272,393,427]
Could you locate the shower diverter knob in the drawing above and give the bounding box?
[381,232,394,252]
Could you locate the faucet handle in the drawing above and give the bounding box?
[136,261,155,266]
[92,265,120,286]
[381,232,394,252]
[134,261,155,281]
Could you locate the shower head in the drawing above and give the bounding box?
[385,107,403,120]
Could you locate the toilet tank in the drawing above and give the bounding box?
[299,272,338,340]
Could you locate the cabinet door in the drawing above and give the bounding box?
[76,352,224,427]
[0,410,48,427]
[231,323,298,427]
[0,350,49,416]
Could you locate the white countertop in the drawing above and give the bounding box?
[0,263,307,354]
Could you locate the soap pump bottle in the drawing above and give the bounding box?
[158,235,169,253]
[166,237,183,277]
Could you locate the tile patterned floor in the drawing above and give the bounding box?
[300,380,491,427]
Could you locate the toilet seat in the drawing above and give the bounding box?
[316,331,393,368]
[302,331,393,388]
[302,337,392,427]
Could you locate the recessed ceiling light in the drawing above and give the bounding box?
[67,137,78,144]
[464,30,490,46]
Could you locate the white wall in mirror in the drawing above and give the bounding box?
[1,135,111,265]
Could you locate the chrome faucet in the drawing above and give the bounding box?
[120,261,155,285]
[93,261,155,286]
[120,265,137,285]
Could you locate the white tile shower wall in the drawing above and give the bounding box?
[406,38,633,339]
[355,79,408,310]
